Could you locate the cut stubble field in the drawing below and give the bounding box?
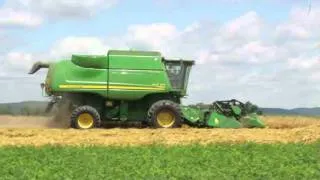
[0,115,319,146]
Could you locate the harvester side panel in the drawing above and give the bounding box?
[107,51,173,100]
[51,60,108,98]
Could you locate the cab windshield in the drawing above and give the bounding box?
[163,59,194,90]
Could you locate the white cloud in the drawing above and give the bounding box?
[6,51,34,70]
[5,0,118,19]
[287,56,320,70]
[50,36,109,58]
[124,23,179,52]
[0,8,42,28]
[232,41,278,64]
[221,11,263,40]
[275,23,310,40]
[0,36,109,79]
[275,6,320,41]
[0,0,118,29]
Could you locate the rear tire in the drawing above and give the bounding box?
[147,100,182,128]
[70,105,101,129]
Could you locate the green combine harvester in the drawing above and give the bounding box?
[28,50,265,129]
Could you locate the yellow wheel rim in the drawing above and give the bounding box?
[156,110,175,128]
[77,113,94,129]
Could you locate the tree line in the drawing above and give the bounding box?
[0,104,48,116]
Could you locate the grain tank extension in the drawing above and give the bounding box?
[29,50,265,129]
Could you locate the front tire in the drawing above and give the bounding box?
[147,100,182,128]
[70,105,101,129]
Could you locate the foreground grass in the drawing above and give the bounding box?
[0,142,319,179]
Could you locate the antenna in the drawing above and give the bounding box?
[307,0,312,15]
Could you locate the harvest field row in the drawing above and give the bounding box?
[0,115,319,146]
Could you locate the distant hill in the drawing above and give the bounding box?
[261,107,320,116]
[0,101,49,115]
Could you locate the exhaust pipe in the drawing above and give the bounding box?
[45,101,55,113]
[45,96,61,113]
[28,61,50,74]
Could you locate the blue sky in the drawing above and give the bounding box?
[7,0,303,51]
[0,0,319,108]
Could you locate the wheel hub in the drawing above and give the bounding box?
[77,113,94,129]
[156,110,175,128]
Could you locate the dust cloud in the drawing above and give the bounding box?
[0,115,69,128]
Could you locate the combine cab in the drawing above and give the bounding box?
[29,49,265,129]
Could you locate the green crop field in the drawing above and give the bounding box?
[1,141,319,179]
